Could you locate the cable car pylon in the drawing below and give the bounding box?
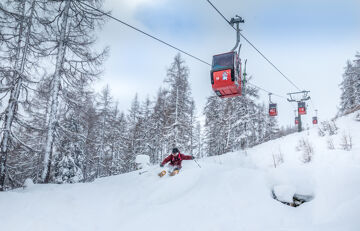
[287,90,311,132]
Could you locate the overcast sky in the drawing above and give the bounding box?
[94,0,360,127]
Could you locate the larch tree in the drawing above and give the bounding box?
[40,0,107,183]
[0,0,49,189]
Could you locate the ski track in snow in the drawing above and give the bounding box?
[1,114,360,231]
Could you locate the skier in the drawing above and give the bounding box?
[159,148,194,176]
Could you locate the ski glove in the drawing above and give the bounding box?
[160,164,164,167]
[191,156,195,159]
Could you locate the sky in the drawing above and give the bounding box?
[94,0,360,127]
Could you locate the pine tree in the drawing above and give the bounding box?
[203,79,278,155]
[95,86,113,177]
[338,52,360,115]
[108,108,127,175]
[353,53,360,109]
[138,97,154,160]
[339,61,356,114]
[163,53,195,153]
[203,94,224,156]
[55,116,84,184]
[123,94,142,172]
[149,88,168,163]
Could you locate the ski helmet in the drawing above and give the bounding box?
[172,148,179,154]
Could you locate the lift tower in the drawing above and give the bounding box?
[287,91,310,132]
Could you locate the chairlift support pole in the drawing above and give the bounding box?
[298,112,302,133]
[287,90,311,133]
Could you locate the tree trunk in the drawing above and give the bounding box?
[41,1,70,183]
[0,0,35,190]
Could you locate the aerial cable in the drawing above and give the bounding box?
[80,1,288,100]
[79,1,211,66]
[309,98,319,119]
[247,82,286,99]
[206,0,302,92]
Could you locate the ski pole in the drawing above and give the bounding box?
[193,158,201,168]
[139,170,148,175]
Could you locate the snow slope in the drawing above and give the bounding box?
[1,113,360,231]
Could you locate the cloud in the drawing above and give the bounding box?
[95,0,360,125]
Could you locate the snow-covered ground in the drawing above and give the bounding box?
[1,113,360,231]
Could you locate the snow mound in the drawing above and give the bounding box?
[135,154,150,169]
[23,178,34,189]
[273,185,296,203]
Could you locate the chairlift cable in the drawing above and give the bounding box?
[309,98,318,116]
[80,1,211,66]
[80,1,288,101]
[206,0,302,92]
[247,83,286,99]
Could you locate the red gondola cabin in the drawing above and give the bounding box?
[210,51,241,98]
[298,102,306,115]
[269,103,277,116]
[295,117,299,125]
[312,116,318,125]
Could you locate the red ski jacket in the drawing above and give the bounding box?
[161,153,193,168]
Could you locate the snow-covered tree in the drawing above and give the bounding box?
[148,88,168,163]
[40,0,107,183]
[55,118,84,184]
[163,53,195,153]
[203,79,280,156]
[94,86,113,177]
[108,108,127,175]
[0,0,49,190]
[339,52,360,115]
[123,94,142,172]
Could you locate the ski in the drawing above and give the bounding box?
[158,170,166,177]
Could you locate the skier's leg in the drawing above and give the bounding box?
[167,165,175,174]
[170,166,180,176]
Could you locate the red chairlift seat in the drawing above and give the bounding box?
[210,51,241,98]
[298,102,306,115]
[312,116,318,125]
[269,103,277,116]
